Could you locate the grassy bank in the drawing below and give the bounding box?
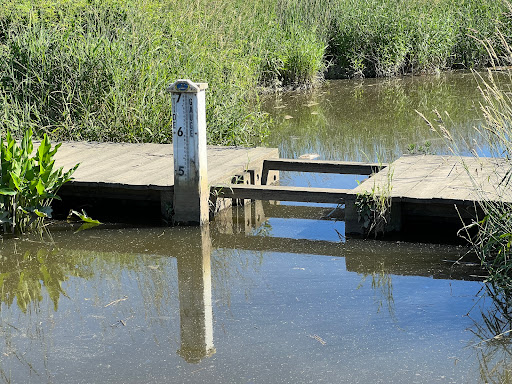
[0,0,510,144]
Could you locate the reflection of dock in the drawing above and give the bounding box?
[1,199,483,367]
[211,204,485,282]
[43,200,485,281]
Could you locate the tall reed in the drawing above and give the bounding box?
[0,0,510,145]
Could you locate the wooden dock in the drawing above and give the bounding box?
[55,142,278,218]
[212,153,512,238]
[344,154,512,236]
[53,142,512,238]
[354,155,512,204]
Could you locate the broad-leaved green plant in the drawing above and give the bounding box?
[0,129,78,234]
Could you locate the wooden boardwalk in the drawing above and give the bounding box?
[344,154,512,236]
[214,154,512,237]
[55,142,278,216]
[52,141,512,237]
[353,154,512,205]
[55,142,277,190]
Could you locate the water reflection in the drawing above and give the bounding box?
[358,264,396,320]
[263,72,488,161]
[0,202,502,382]
[469,284,512,383]
[0,247,87,312]
[176,225,215,363]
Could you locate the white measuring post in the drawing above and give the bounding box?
[168,79,209,225]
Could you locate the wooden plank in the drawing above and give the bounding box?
[262,159,385,177]
[209,147,278,184]
[407,158,464,200]
[52,143,277,189]
[212,184,353,204]
[352,155,419,196]
[354,155,511,203]
[389,156,449,197]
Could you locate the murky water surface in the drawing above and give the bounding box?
[1,72,509,383]
[263,71,486,161]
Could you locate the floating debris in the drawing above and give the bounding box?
[104,296,128,308]
[284,115,293,120]
[299,153,320,160]
[309,334,327,345]
[111,316,134,328]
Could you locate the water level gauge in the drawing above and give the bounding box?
[167,80,209,225]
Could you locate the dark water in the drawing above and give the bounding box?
[1,72,510,383]
[0,215,493,383]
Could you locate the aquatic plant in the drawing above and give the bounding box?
[407,141,433,155]
[0,128,77,234]
[355,166,394,238]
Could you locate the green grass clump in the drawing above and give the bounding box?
[0,0,328,145]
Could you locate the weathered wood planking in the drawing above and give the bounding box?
[49,142,512,234]
[261,158,386,184]
[53,142,278,199]
[353,155,512,204]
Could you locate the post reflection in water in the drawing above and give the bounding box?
[176,224,215,363]
[0,196,506,382]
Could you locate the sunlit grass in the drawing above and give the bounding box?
[0,0,509,145]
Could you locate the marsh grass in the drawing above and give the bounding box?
[0,0,510,145]
[0,0,330,145]
[355,165,394,238]
[330,0,510,77]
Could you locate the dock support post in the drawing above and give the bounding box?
[168,80,209,225]
[344,194,364,236]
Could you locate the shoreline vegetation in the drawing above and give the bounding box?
[417,1,512,304]
[1,0,511,145]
